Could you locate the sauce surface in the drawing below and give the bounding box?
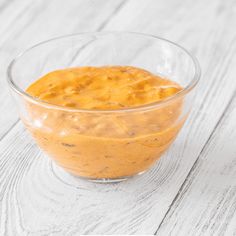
[27,66,181,110]
[25,66,184,179]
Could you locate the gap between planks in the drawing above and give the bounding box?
[154,90,236,235]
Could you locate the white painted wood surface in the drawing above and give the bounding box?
[158,95,236,236]
[0,0,236,235]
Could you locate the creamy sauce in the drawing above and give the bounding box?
[26,66,184,179]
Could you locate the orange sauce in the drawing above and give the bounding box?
[26,66,183,179]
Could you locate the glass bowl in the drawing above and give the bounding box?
[7,32,200,182]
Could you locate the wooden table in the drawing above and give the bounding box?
[0,0,236,235]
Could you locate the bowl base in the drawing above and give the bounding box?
[50,161,147,183]
[69,170,147,183]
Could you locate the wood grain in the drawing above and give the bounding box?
[157,93,236,236]
[0,0,126,139]
[0,0,236,235]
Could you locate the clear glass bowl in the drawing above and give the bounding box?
[7,32,200,182]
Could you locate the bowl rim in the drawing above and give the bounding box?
[7,31,201,113]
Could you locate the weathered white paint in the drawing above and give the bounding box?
[158,95,236,236]
[0,0,126,139]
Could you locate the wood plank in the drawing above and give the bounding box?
[0,0,125,138]
[90,0,236,233]
[1,0,236,234]
[0,0,33,140]
[157,93,236,236]
[0,0,15,14]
